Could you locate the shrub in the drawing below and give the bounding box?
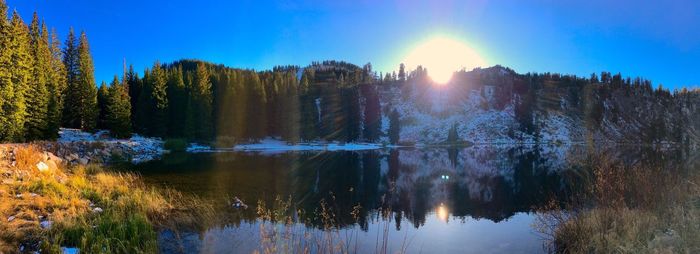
[14,145,42,172]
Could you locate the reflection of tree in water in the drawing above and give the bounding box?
[138,145,694,231]
[284,146,581,229]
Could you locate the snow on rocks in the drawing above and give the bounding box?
[36,161,49,172]
[52,128,164,164]
[378,83,583,146]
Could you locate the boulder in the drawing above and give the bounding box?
[45,160,58,172]
[78,157,89,165]
[68,153,79,162]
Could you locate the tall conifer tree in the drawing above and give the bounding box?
[188,62,213,140]
[0,0,14,141]
[105,76,131,138]
[45,28,66,139]
[76,31,98,131]
[166,65,186,137]
[97,81,108,129]
[388,109,401,145]
[147,61,168,137]
[61,28,80,128]
[4,11,32,141]
[25,13,50,140]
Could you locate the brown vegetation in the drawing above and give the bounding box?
[535,153,700,253]
[0,144,213,253]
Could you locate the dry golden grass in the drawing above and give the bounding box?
[535,153,700,253]
[0,144,213,253]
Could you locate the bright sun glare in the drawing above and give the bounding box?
[403,36,486,84]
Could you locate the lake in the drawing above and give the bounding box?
[121,145,695,253]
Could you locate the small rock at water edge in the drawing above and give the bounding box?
[231,196,248,209]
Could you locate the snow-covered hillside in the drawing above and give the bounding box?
[377,66,698,146]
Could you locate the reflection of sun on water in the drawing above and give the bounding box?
[437,203,449,222]
[403,36,486,84]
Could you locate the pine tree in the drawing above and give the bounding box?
[245,71,266,140]
[299,69,318,141]
[361,84,380,142]
[125,65,142,132]
[341,87,361,142]
[279,71,300,143]
[319,86,340,140]
[185,62,213,140]
[76,31,98,131]
[24,13,50,140]
[214,70,236,142]
[45,28,66,139]
[388,109,400,145]
[398,63,406,82]
[166,65,186,137]
[147,61,168,137]
[97,81,108,129]
[105,76,131,138]
[4,11,32,141]
[0,1,15,141]
[230,70,247,140]
[61,28,80,128]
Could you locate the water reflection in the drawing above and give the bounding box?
[436,203,449,223]
[124,145,696,253]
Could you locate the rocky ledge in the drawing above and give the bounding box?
[40,128,165,165]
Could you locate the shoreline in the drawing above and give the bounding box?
[187,138,687,153]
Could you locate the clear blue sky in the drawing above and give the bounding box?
[8,0,700,89]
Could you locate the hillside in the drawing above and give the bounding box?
[377,65,700,147]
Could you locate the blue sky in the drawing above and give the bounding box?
[8,0,700,89]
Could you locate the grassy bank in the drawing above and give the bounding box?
[535,154,700,253]
[0,144,213,253]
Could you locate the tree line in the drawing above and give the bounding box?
[2,1,695,146]
[0,2,392,144]
[123,60,387,144]
[0,2,105,142]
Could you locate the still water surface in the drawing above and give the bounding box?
[123,145,692,253]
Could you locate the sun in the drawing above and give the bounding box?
[403,36,486,84]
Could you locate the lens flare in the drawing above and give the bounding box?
[403,36,486,84]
